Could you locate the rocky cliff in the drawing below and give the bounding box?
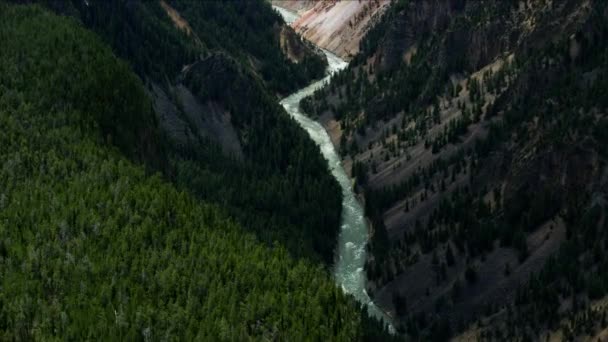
[273,0,391,60]
[271,0,317,13]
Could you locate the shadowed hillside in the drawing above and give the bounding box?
[303,0,608,339]
[0,3,367,339]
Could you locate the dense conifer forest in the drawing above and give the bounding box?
[0,1,396,340]
[12,0,343,265]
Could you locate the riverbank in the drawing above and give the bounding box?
[274,4,394,333]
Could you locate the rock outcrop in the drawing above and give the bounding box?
[271,0,317,13]
[274,0,391,60]
[277,23,324,65]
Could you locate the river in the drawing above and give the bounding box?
[275,6,393,333]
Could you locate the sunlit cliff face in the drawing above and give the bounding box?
[276,0,391,60]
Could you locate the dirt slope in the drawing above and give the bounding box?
[274,0,391,60]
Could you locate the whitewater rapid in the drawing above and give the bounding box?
[278,41,394,332]
[273,5,300,25]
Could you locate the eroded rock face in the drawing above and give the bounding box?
[271,0,317,13]
[503,146,599,227]
[374,0,515,72]
[375,0,593,73]
[148,54,245,159]
[276,0,392,60]
[277,23,324,64]
[376,0,456,71]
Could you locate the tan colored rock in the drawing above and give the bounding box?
[276,0,391,60]
[271,0,318,13]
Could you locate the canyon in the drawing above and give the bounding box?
[272,0,391,60]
